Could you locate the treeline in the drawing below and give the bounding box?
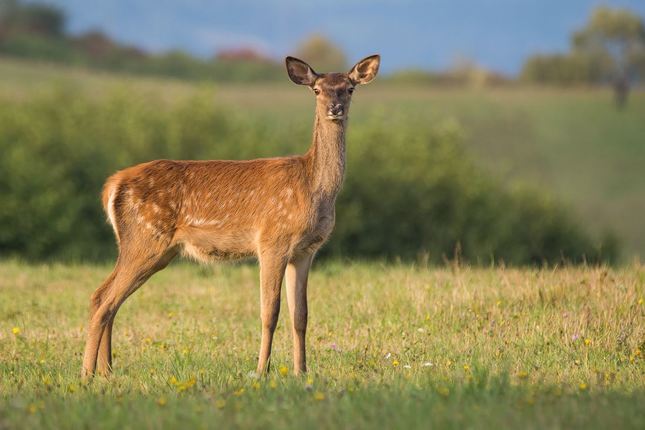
[0,0,284,81]
[0,87,618,265]
[2,1,644,86]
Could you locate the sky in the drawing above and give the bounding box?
[38,0,645,75]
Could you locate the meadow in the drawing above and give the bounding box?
[0,57,644,428]
[0,260,643,429]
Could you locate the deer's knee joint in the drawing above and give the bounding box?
[293,312,307,333]
[261,311,280,332]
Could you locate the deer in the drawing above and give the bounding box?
[81,54,380,380]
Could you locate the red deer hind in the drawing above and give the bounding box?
[82,54,381,379]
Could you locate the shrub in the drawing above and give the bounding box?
[0,88,618,264]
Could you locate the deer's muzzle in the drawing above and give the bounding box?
[326,104,344,120]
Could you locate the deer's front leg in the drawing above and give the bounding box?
[285,253,313,375]
[256,251,288,374]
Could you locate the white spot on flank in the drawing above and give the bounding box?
[185,215,221,227]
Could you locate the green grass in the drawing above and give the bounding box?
[1,56,643,258]
[1,260,643,429]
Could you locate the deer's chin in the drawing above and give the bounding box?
[326,115,344,121]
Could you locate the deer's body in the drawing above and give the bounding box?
[103,125,343,264]
[82,55,379,380]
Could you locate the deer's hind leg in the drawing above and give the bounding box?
[87,266,118,376]
[82,239,177,380]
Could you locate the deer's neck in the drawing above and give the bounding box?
[305,114,346,199]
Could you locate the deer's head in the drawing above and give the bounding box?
[286,55,380,122]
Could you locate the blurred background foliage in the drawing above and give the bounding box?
[0,88,617,264]
[0,0,642,264]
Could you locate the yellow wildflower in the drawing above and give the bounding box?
[579,382,588,391]
[392,359,400,367]
[156,397,167,407]
[178,376,197,392]
[12,327,21,336]
[517,371,529,379]
[233,388,245,397]
[584,338,591,346]
[313,391,325,401]
[278,365,289,377]
[463,364,470,372]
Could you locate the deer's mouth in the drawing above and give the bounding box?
[326,114,344,121]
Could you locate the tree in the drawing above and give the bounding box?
[572,7,645,78]
[572,7,645,107]
[294,34,347,72]
[521,6,645,94]
[0,0,65,37]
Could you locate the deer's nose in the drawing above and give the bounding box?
[327,104,344,117]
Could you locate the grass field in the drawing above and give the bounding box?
[1,57,643,259]
[0,260,643,429]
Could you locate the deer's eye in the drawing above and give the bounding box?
[313,88,321,95]
[348,87,355,94]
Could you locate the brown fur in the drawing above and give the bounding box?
[82,55,380,379]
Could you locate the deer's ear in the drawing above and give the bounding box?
[349,55,380,85]
[285,56,318,86]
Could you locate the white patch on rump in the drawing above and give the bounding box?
[106,184,119,242]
